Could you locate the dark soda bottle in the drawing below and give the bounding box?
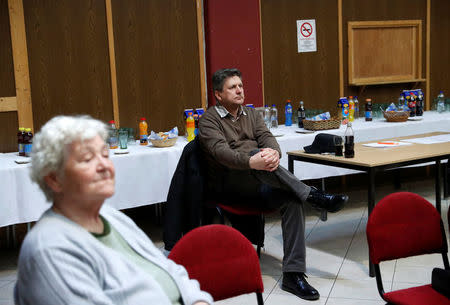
[416,92,424,116]
[18,127,25,156]
[297,101,306,128]
[344,122,354,158]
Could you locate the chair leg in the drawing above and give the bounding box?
[256,214,265,258]
[444,159,449,198]
[216,206,225,224]
[256,292,264,305]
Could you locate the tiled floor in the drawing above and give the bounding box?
[0,177,449,305]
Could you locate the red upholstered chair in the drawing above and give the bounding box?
[168,224,264,304]
[366,192,450,304]
[209,200,277,258]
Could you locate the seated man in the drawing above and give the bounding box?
[198,68,348,301]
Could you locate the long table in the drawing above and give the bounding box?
[287,132,450,276]
[1,111,450,227]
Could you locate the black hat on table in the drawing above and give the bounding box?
[303,133,340,154]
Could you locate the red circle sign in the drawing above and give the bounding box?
[300,22,313,37]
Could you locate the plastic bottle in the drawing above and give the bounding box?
[342,98,349,120]
[285,100,293,126]
[354,96,360,119]
[398,94,405,110]
[193,114,199,136]
[408,93,416,117]
[186,112,195,142]
[18,127,25,156]
[108,120,118,149]
[348,96,355,122]
[365,99,373,121]
[416,91,424,116]
[437,91,445,113]
[297,101,306,128]
[139,117,148,146]
[271,104,278,128]
[344,122,354,158]
[24,128,33,157]
[264,105,271,129]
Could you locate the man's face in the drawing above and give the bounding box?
[215,76,245,107]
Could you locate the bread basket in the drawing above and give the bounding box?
[150,137,178,147]
[383,111,409,122]
[302,118,341,130]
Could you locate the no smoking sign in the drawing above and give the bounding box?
[300,22,313,37]
[297,19,317,53]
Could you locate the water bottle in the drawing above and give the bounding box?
[344,122,354,158]
[398,94,405,110]
[271,104,278,128]
[108,120,118,149]
[437,91,445,113]
[297,101,306,128]
[365,99,372,121]
[285,100,293,126]
[354,96,360,119]
[264,105,271,129]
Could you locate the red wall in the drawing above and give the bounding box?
[204,0,263,107]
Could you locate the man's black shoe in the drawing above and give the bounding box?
[306,187,348,213]
[282,272,320,301]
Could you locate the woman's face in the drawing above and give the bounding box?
[58,135,115,202]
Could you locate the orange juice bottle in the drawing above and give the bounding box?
[186,112,195,142]
[139,117,148,145]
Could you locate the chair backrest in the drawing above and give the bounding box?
[367,192,446,264]
[168,224,264,301]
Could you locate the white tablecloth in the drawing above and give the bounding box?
[1,111,450,227]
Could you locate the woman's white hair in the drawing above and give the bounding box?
[30,115,109,202]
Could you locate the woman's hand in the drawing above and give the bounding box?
[193,302,210,305]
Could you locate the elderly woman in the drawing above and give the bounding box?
[15,115,212,305]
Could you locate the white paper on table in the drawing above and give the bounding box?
[400,134,450,144]
[363,141,413,148]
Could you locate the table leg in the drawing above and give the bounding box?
[12,225,17,248]
[288,156,294,173]
[368,168,376,277]
[6,226,10,248]
[435,160,441,215]
[444,160,448,198]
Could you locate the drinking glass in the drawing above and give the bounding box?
[334,136,344,157]
[118,129,128,149]
[127,127,136,145]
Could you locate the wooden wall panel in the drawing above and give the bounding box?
[261,0,340,122]
[23,0,113,132]
[0,0,18,152]
[343,0,427,106]
[112,0,201,133]
[430,0,450,102]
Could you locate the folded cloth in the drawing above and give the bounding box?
[431,267,450,298]
[304,133,340,154]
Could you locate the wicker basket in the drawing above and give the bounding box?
[383,111,409,122]
[302,118,341,131]
[150,137,178,147]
